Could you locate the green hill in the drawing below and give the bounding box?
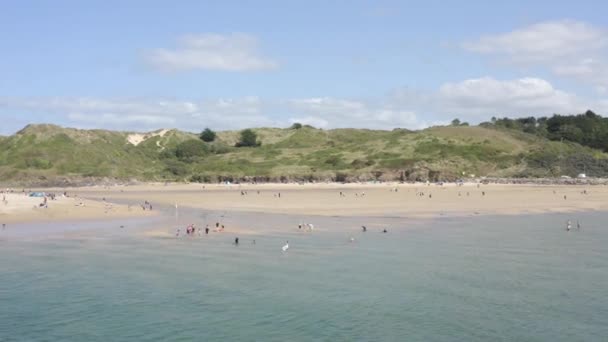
[1,123,607,185]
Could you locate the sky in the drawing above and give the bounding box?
[1,0,607,134]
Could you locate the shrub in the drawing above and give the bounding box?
[175,139,209,162]
[235,129,260,147]
[200,128,216,142]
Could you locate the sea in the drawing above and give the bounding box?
[1,210,607,341]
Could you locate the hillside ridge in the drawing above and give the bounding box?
[1,123,607,186]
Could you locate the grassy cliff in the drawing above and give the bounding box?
[1,123,607,185]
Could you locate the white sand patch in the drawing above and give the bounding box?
[127,129,170,146]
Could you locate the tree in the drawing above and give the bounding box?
[451,118,461,126]
[200,128,216,142]
[290,122,303,130]
[235,129,260,147]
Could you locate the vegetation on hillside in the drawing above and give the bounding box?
[481,110,608,151]
[1,113,608,185]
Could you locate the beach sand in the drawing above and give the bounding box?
[59,182,607,218]
[4,182,606,227]
[0,192,156,224]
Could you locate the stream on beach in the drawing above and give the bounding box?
[1,209,607,341]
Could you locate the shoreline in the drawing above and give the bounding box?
[2,182,606,226]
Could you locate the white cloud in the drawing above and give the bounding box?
[438,77,584,116]
[0,77,602,133]
[146,33,278,72]
[287,97,424,129]
[0,96,276,132]
[553,58,608,89]
[463,20,607,63]
[463,20,608,90]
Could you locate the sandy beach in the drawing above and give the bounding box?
[0,191,156,224]
[53,182,608,217]
[3,182,607,227]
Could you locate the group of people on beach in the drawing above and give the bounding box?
[176,222,224,237]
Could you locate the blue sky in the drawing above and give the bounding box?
[1,0,607,134]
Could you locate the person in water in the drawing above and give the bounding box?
[382,229,388,233]
[362,225,367,232]
[235,237,239,245]
[205,225,209,235]
[577,221,581,230]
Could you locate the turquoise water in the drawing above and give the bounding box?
[1,212,608,341]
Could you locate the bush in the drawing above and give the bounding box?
[235,129,260,147]
[175,140,209,162]
[200,128,216,142]
[164,160,189,176]
[189,174,212,183]
[290,122,303,130]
